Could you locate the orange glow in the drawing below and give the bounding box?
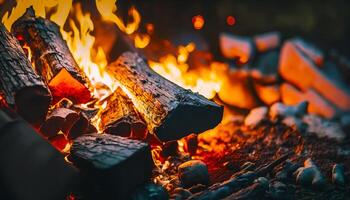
[192,15,205,30]
[149,43,222,99]
[146,23,154,34]
[226,15,236,26]
[134,33,151,48]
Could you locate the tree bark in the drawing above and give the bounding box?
[11,7,91,104]
[100,87,147,139]
[106,52,223,142]
[0,23,51,126]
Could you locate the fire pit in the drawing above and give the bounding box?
[0,0,349,199]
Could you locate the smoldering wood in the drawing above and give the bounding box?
[0,109,79,200]
[0,23,51,126]
[68,112,96,140]
[106,52,223,142]
[40,107,80,138]
[69,133,153,199]
[100,87,147,139]
[11,7,91,104]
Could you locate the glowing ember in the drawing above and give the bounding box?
[192,15,205,30]
[226,15,236,26]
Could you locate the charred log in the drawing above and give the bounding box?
[100,87,147,139]
[69,133,153,199]
[11,7,91,104]
[40,107,80,138]
[106,52,223,142]
[0,109,79,200]
[0,23,51,126]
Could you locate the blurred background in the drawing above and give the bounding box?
[1,0,349,58]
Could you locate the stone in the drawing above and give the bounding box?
[294,158,327,189]
[244,106,268,127]
[268,181,289,200]
[332,164,345,186]
[131,183,169,200]
[178,160,209,188]
[269,101,308,119]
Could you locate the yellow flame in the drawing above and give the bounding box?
[2,0,56,30]
[134,33,150,48]
[60,4,116,99]
[96,0,140,34]
[149,43,222,99]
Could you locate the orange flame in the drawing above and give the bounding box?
[149,43,222,99]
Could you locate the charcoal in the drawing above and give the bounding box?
[69,133,153,199]
[0,110,79,200]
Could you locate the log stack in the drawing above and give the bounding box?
[11,7,91,104]
[0,23,51,126]
[106,52,223,142]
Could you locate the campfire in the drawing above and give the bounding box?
[0,1,349,200]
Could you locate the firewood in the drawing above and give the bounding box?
[100,87,147,139]
[219,33,254,64]
[280,83,336,118]
[253,31,281,52]
[68,112,97,140]
[279,41,350,111]
[0,109,79,200]
[0,23,51,126]
[69,133,153,199]
[40,107,80,138]
[11,7,91,104]
[106,52,223,141]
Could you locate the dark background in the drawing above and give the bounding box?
[1,0,349,57]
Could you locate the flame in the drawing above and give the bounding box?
[149,43,222,99]
[61,3,115,99]
[96,0,140,35]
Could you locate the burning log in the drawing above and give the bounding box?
[219,33,254,64]
[11,7,91,104]
[0,109,79,200]
[279,41,350,111]
[281,83,336,118]
[106,52,223,142]
[100,87,147,139]
[0,23,51,126]
[291,38,324,66]
[40,107,79,138]
[253,31,281,52]
[69,133,153,199]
